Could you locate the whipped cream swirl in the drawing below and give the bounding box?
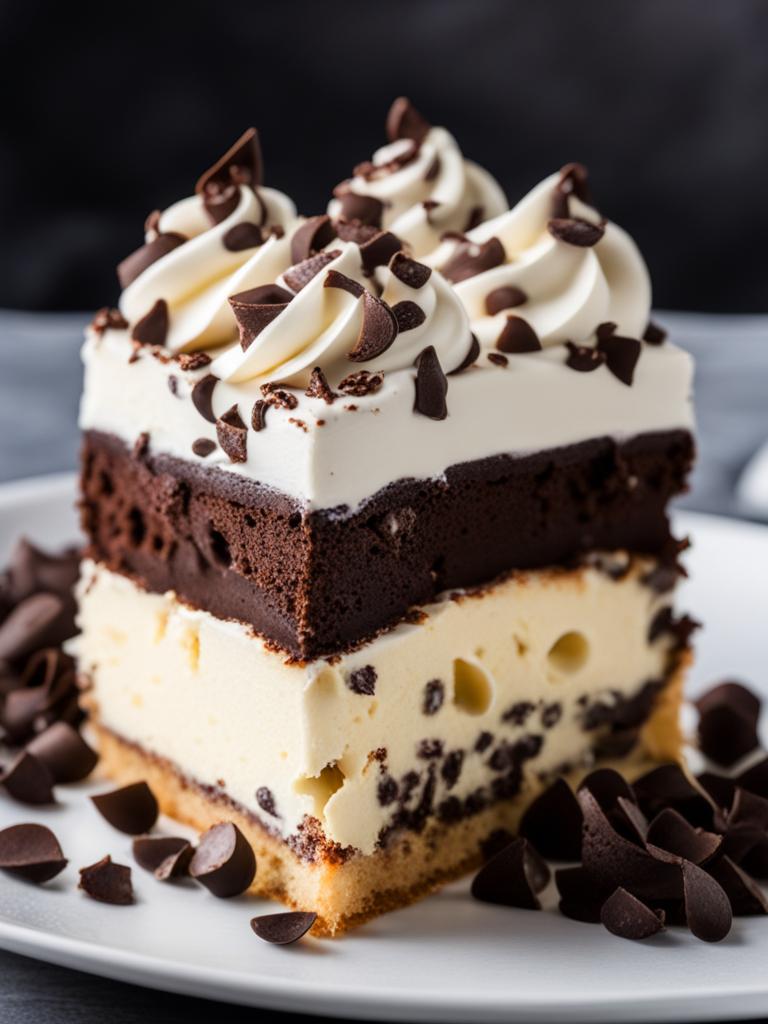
[118,131,297,354]
[211,243,473,386]
[327,99,507,259]
[427,166,651,350]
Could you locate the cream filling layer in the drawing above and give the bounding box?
[77,560,676,856]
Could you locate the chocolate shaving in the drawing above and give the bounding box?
[131,299,169,347]
[440,237,506,284]
[386,97,431,144]
[132,836,193,880]
[739,756,768,800]
[414,346,448,420]
[0,593,68,664]
[189,822,256,897]
[485,286,527,316]
[216,405,248,464]
[695,681,761,767]
[548,217,605,247]
[229,284,293,350]
[578,768,636,815]
[91,307,129,334]
[117,233,186,288]
[643,321,668,345]
[334,220,379,246]
[1,751,55,805]
[290,215,337,264]
[26,722,98,784]
[565,341,605,373]
[251,910,316,945]
[682,860,732,942]
[390,252,432,289]
[496,316,541,354]
[222,222,265,251]
[3,648,79,742]
[79,855,133,905]
[324,269,365,298]
[633,764,716,829]
[646,808,721,865]
[250,400,267,431]
[448,334,480,375]
[555,865,611,923]
[348,291,398,362]
[305,367,336,404]
[519,778,583,861]
[359,231,402,273]
[0,823,67,882]
[191,438,216,457]
[600,887,665,940]
[191,374,219,424]
[392,300,426,332]
[471,837,550,910]
[338,371,384,397]
[283,250,340,293]
[708,856,768,915]
[335,193,384,227]
[91,781,159,835]
[596,333,642,386]
[195,127,263,195]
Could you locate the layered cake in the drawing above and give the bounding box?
[76,101,695,934]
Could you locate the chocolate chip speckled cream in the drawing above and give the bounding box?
[76,101,695,935]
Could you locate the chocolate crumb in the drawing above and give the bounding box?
[167,374,179,397]
[256,786,278,818]
[176,351,211,371]
[91,307,128,334]
[347,665,376,696]
[423,679,445,716]
[216,405,248,463]
[305,367,336,404]
[417,738,444,760]
[191,438,216,458]
[338,370,384,397]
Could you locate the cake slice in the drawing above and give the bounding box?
[77,109,695,935]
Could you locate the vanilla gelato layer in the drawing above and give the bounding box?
[77,559,679,856]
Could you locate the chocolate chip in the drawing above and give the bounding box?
[304,366,336,405]
[643,321,667,345]
[336,193,384,227]
[256,786,278,818]
[91,307,129,334]
[0,823,67,882]
[441,750,464,790]
[0,593,67,663]
[338,370,384,396]
[565,340,605,372]
[392,300,425,332]
[519,778,583,861]
[414,345,448,420]
[596,334,641,386]
[324,269,365,298]
[250,910,316,945]
[132,835,193,879]
[485,286,527,316]
[2,751,55,805]
[117,233,186,288]
[646,808,721,865]
[471,837,550,910]
[448,334,480,375]
[91,781,159,835]
[423,679,444,716]
[291,216,336,264]
[487,352,508,367]
[548,217,605,247]
[26,722,98,784]
[386,97,431,144]
[600,887,665,940]
[195,127,263,195]
[189,822,256,897]
[283,250,341,293]
[347,665,376,696]
[496,315,541,354]
[215,405,248,464]
[348,291,398,362]
[79,855,134,905]
[191,374,219,423]
[390,252,432,289]
[359,231,402,274]
[222,222,264,252]
[440,237,506,284]
[682,860,732,942]
[695,681,761,767]
[708,856,768,916]
[191,438,216,457]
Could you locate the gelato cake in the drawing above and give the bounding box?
[76,100,695,934]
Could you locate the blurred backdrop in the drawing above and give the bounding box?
[1,0,767,313]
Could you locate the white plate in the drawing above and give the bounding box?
[0,473,766,1024]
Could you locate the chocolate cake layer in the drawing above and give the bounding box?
[80,428,694,659]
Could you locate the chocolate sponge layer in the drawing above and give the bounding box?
[80,428,694,659]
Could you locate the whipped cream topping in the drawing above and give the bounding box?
[210,243,473,386]
[327,99,507,258]
[118,130,298,354]
[427,167,651,351]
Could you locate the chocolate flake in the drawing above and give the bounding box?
[0,593,68,664]
[191,438,216,457]
[386,97,431,144]
[2,751,55,805]
[223,222,265,251]
[565,341,605,373]
[260,383,298,410]
[229,284,293,350]
[682,860,732,942]
[359,231,402,273]
[117,233,186,288]
[392,300,426,332]
[0,823,67,882]
[250,400,267,432]
[79,855,134,905]
[448,334,480,375]
[195,127,263,195]
[414,346,448,420]
[646,808,721,865]
[189,822,256,897]
[132,836,193,879]
[600,887,665,940]
[390,252,432,289]
[441,237,506,284]
[423,679,445,716]
[643,321,668,345]
[485,286,527,316]
[216,405,248,464]
[347,665,377,696]
[695,681,761,767]
[91,307,128,334]
[305,367,336,404]
[91,781,159,835]
[633,764,715,829]
[283,250,341,293]
[348,291,398,362]
[338,370,384,397]
[324,269,365,298]
[290,215,337,264]
[708,856,768,916]
[596,334,642,386]
[548,217,605,247]
[251,910,317,945]
[26,722,98,784]
[336,193,384,227]
[471,837,550,910]
[131,299,169,347]
[496,316,541,354]
[519,778,583,861]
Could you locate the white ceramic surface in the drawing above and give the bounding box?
[0,473,765,1023]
